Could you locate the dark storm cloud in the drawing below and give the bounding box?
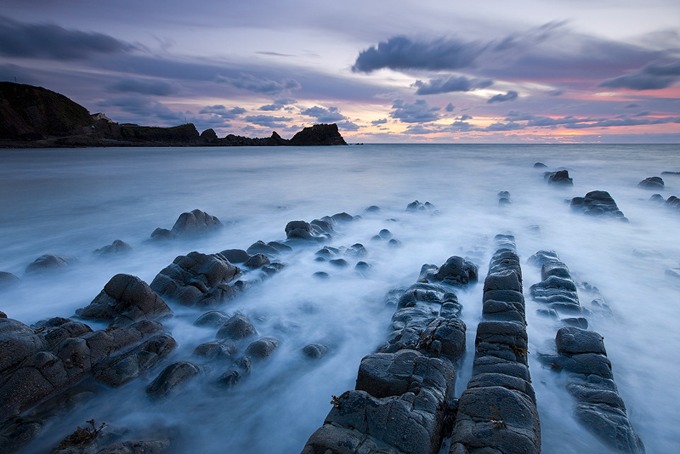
[371,118,388,126]
[219,73,301,94]
[352,36,484,73]
[600,60,680,90]
[245,115,293,128]
[445,103,455,112]
[487,91,518,103]
[0,15,135,60]
[199,105,246,119]
[413,75,493,95]
[108,79,173,96]
[390,99,440,123]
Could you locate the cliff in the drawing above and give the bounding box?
[0,82,347,148]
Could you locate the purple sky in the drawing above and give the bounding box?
[1,0,679,142]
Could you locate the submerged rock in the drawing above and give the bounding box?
[93,240,132,256]
[171,209,222,237]
[302,343,328,359]
[0,272,20,290]
[25,255,75,275]
[638,176,664,189]
[571,191,628,221]
[146,361,201,399]
[545,169,574,185]
[217,314,257,340]
[219,249,250,263]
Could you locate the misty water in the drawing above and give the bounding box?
[1,144,679,453]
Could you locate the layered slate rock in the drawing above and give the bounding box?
[76,274,172,326]
[449,235,541,454]
[150,251,240,306]
[0,317,176,427]
[545,169,574,186]
[528,251,583,317]
[543,327,645,453]
[303,256,474,454]
[571,191,628,221]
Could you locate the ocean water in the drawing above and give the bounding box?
[1,144,679,453]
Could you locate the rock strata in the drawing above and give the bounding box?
[571,191,628,221]
[449,234,541,454]
[303,255,474,454]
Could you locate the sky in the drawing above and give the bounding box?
[1,0,679,143]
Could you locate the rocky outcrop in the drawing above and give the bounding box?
[171,209,223,237]
[150,251,241,306]
[220,131,288,146]
[542,327,645,453]
[0,82,93,141]
[25,255,76,275]
[93,239,132,256]
[571,191,628,221]
[638,176,664,189]
[303,255,475,454]
[449,234,541,454]
[545,169,574,186]
[289,123,347,146]
[76,274,172,326]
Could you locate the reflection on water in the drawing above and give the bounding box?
[1,144,679,453]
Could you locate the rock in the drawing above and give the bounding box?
[244,253,270,269]
[365,205,381,213]
[216,314,257,340]
[246,240,280,256]
[0,318,46,375]
[146,361,201,399]
[93,240,132,256]
[649,193,665,203]
[638,176,664,189]
[428,256,479,286]
[25,255,75,275]
[545,169,574,185]
[149,228,176,241]
[289,123,347,146]
[193,311,230,328]
[193,340,236,360]
[0,272,20,290]
[313,271,329,279]
[219,249,250,263]
[556,327,606,356]
[76,274,172,326]
[245,337,279,358]
[329,258,349,268]
[302,343,328,359]
[285,220,328,241]
[571,191,628,221]
[355,261,371,274]
[96,440,171,454]
[150,251,240,306]
[330,212,354,223]
[533,162,548,168]
[200,128,218,143]
[171,209,222,237]
[406,200,436,212]
[388,239,402,248]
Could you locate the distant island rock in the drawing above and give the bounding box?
[0,82,347,147]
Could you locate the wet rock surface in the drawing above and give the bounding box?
[545,169,574,185]
[638,176,664,189]
[93,239,132,256]
[571,190,628,221]
[449,234,541,454]
[25,254,76,275]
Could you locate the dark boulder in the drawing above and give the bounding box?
[193,311,230,328]
[93,240,132,256]
[150,252,240,306]
[302,343,329,359]
[533,162,548,168]
[556,327,606,356]
[149,228,176,241]
[638,176,664,189]
[76,274,172,326]
[171,209,222,237]
[246,240,280,256]
[428,256,479,286]
[25,255,75,275]
[146,361,201,399]
[244,253,270,269]
[245,337,279,359]
[289,123,347,146]
[216,314,257,340]
[406,200,436,212]
[219,249,250,263]
[545,169,574,185]
[193,340,236,360]
[571,191,628,221]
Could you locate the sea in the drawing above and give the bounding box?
[1,144,679,453]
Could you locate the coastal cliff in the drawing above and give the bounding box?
[0,82,347,147]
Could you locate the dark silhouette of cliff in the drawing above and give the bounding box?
[0,82,347,147]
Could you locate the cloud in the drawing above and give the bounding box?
[244,114,293,128]
[405,125,436,135]
[353,35,483,73]
[258,98,296,111]
[337,120,360,131]
[485,122,524,131]
[0,62,37,84]
[390,99,440,123]
[487,90,518,103]
[108,79,173,96]
[459,114,473,121]
[97,97,182,123]
[600,60,680,90]
[445,103,455,112]
[199,105,246,120]
[0,15,135,60]
[413,75,493,95]
[219,73,301,94]
[450,120,474,132]
[300,106,347,123]
[371,118,388,126]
